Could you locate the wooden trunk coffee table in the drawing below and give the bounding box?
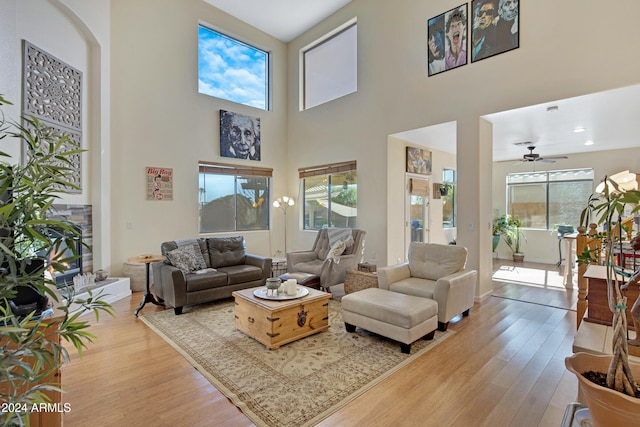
[233,286,330,350]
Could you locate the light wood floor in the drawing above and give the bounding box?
[62,261,579,426]
[492,259,578,311]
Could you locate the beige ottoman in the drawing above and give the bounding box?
[342,288,438,354]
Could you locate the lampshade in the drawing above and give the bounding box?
[595,170,638,194]
[273,196,295,208]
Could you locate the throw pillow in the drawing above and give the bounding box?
[167,244,207,273]
[326,240,347,260]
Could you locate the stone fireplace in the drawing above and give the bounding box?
[47,225,83,286]
[49,204,93,286]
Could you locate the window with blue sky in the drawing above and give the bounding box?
[198,25,269,110]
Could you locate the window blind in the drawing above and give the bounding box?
[199,162,272,177]
[298,160,357,178]
[410,179,429,197]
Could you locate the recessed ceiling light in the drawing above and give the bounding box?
[584,140,594,146]
[574,127,586,133]
[546,106,559,112]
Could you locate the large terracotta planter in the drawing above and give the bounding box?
[565,352,640,427]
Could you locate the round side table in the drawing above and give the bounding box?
[129,254,165,317]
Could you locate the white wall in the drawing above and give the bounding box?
[0,0,112,270]
[429,148,457,245]
[110,0,289,273]
[385,134,457,265]
[0,0,21,159]
[287,0,640,299]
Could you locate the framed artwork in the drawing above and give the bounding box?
[471,0,519,63]
[146,167,173,201]
[220,110,261,161]
[406,147,432,175]
[428,4,468,76]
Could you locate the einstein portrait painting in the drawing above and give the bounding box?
[220,110,261,161]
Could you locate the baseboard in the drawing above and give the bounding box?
[475,289,493,303]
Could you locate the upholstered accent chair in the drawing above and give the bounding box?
[378,242,477,331]
[286,228,366,290]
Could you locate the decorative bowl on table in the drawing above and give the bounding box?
[265,278,281,296]
[95,269,109,282]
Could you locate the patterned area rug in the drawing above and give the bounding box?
[140,298,452,427]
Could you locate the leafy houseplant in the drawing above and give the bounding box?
[493,213,526,260]
[567,175,640,425]
[492,212,510,252]
[0,95,114,426]
[438,183,453,197]
[504,217,525,261]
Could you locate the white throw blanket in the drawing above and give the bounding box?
[327,227,354,248]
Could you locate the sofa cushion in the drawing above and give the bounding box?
[408,243,467,281]
[389,277,436,299]
[327,227,354,248]
[291,259,324,276]
[326,239,346,260]
[315,231,331,260]
[218,264,263,285]
[316,228,356,259]
[208,236,246,268]
[162,238,210,268]
[166,244,207,273]
[185,270,228,292]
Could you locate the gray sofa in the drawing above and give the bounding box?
[152,236,271,314]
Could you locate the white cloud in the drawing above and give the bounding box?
[198,25,267,109]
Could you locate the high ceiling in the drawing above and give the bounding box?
[203,1,640,162]
[202,0,352,42]
[394,84,640,163]
[487,84,640,163]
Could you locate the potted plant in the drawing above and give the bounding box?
[439,183,452,197]
[0,94,114,425]
[504,217,526,262]
[566,175,640,426]
[492,212,510,253]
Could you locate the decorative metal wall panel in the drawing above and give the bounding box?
[22,40,83,192]
[24,119,82,190]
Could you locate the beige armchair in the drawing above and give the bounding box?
[286,228,366,290]
[378,242,477,331]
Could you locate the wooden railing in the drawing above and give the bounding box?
[576,223,601,328]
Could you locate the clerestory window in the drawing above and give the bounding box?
[198,25,269,110]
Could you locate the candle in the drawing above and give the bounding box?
[286,279,297,296]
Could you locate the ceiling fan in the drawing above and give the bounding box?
[516,145,568,164]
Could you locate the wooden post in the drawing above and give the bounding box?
[576,226,588,328]
[576,224,600,329]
